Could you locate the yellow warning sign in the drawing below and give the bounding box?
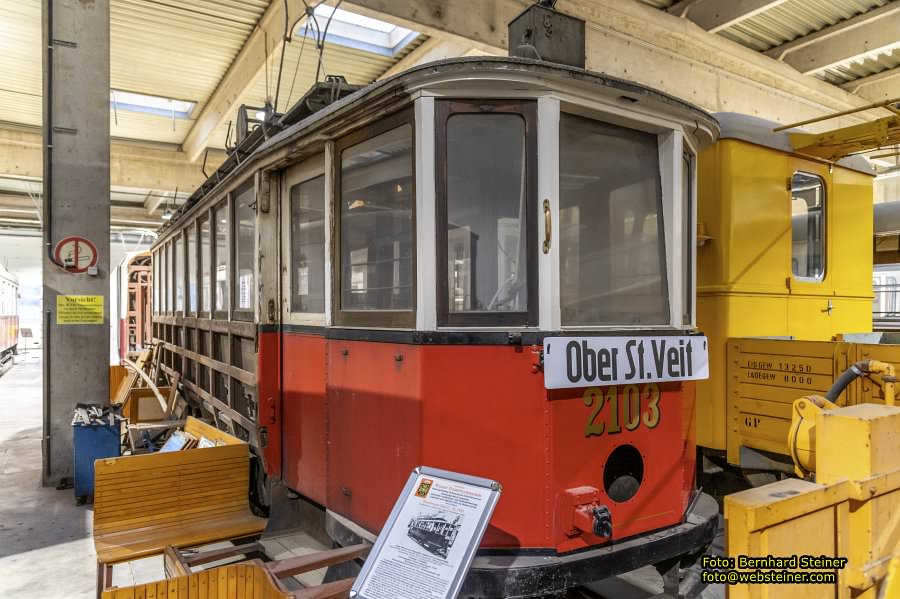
[56,295,104,325]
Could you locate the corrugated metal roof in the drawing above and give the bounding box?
[110,0,270,103]
[716,0,888,51]
[0,0,42,128]
[636,0,899,87]
[0,0,422,149]
[821,46,900,85]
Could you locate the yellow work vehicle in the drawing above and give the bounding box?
[712,102,900,597]
[696,112,877,474]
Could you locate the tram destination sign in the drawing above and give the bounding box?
[543,335,709,390]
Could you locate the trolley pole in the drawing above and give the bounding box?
[41,0,111,487]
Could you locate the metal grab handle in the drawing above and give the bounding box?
[542,199,552,254]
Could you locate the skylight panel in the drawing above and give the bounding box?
[110,90,196,119]
[302,6,419,56]
[314,5,396,32]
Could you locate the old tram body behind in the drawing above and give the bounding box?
[0,262,18,365]
[150,57,719,596]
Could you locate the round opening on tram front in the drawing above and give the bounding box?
[603,444,644,503]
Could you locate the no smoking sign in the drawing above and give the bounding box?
[54,236,98,273]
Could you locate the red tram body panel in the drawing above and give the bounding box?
[268,332,697,554]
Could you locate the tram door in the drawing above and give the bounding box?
[278,156,329,504]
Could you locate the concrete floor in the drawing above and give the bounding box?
[0,354,99,597]
[0,355,724,598]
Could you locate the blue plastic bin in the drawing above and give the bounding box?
[73,421,121,501]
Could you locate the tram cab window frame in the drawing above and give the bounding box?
[283,155,328,325]
[435,100,539,328]
[790,171,826,283]
[333,109,416,329]
[555,107,686,329]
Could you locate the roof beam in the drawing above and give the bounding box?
[0,193,164,229]
[339,0,884,127]
[143,190,165,214]
[842,65,900,102]
[0,127,224,190]
[765,2,900,74]
[181,0,303,162]
[668,0,788,33]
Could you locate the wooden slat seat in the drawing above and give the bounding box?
[102,562,289,599]
[102,543,372,599]
[93,417,266,592]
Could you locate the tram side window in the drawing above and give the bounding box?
[199,216,211,313]
[290,176,326,313]
[233,182,256,316]
[153,250,159,314]
[163,243,171,313]
[339,124,413,315]
[214,203,229,314]
[791,172,825,281]
[174,235,184,312]
[187,223,197,314]
[440,109,532,325]
[558,113,669,326]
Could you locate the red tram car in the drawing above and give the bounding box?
[0,263,18,366]
[151,56,719,596]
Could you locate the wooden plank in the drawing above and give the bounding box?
[95,444,247,474]
[95,456,249,482]
[94,499,255,534]
[96,517,265,564]
[184,542,262,566]
[164,546,191,578]
[268,545,371,579]
[185,417,246,446]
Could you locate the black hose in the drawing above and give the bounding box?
[824,361,868,402]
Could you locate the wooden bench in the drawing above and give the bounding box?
[101,543,371,599]
[93,417,267,594]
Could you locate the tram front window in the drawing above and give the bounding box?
[559,113,669,326]
[339,124,413,312]
[443,112,528,323]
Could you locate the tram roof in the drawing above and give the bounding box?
[161,57,719,234]
[257,56,720,158]
[715,112,872,175]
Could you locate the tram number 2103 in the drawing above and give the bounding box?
[582,383,661,437]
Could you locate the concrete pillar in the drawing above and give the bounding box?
[41,0,110,487]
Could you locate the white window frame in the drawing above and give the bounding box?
[412,89,696,332]
[281,152,330,327]
[550,98,692,331]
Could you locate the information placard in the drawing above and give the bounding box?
[351,467,501,599]
[543,335,709,389]
[57,295,104,325]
